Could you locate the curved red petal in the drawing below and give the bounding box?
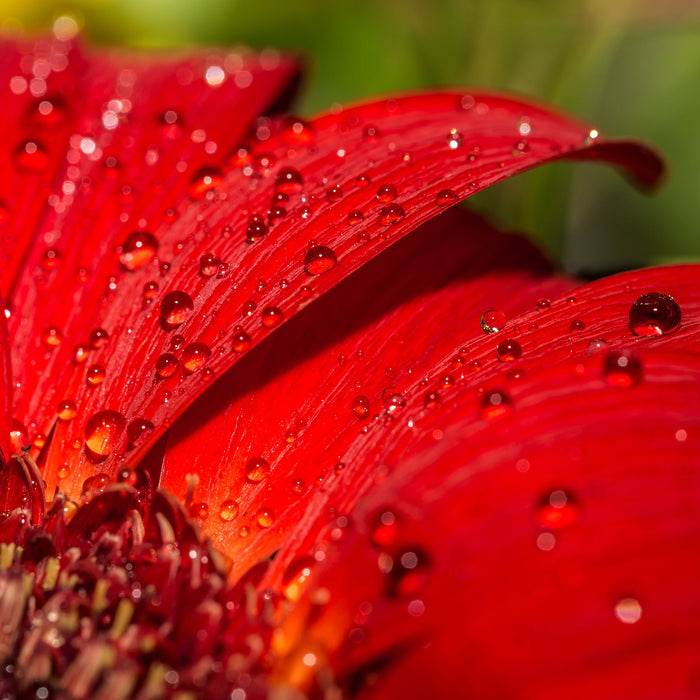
[273,349,700,698]
[9,83,661,499]
[159,207,575,572]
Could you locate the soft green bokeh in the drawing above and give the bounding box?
[2,0,699,273]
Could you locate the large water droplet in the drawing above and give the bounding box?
[275,167,303,194]
[119,231,158,271]
[385,548,430,598]
[481,309,506,334]
[256,507,275,528]
[189,166,223,199]
[497,339,522,362]
[155,353,179,378]
[245,457,270,483]
[304,245,337,275]
[56,400,77,422]
[160,291,193,328]
[84,410,125,458]
[629,292,681,336]
[86,364,106,386]
[181,342,211,373]
[246,220,268,243]
[232,327,251,353]
[603,351,642,388]
[376,183,397,203]
[219,500,240,521]
[326,185,343,202]
[261,306,284,328]
[379,204,406,225]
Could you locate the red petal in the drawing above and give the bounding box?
[273,348,700,697]
[0,296,11,463]
[159,206,575,572]
[8,81,661,498]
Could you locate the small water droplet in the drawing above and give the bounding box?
[73,344,89,364]
[143,281,159,301]
[275,167,303,194]
[481,309,506,334]
[42,327,63,348]
[304,245,337,275]
[199,253,220,278]
[42,248,61,270]
[268,205,287,224]
[282,117,315,145]
[245,457,270,483]
[436,188,458,206]
[181,342,211,372]
[261,306,284,328]
[56,399,77,422]
[125,418,154,447]
[346,210,364,226]
[423,391,441,410]
[86,364,106,386]
[536,298,551,310]
[481,389,511,420]
[629,292,681,336]
[119,231,158,271]
[188,502,209,520]
[84,410,125,458]
[603,351,642,387]
[497,339,522,362]
[570,319,585,332]
[89,328,109,349]
[376,183,397,203]
[155,353,179,378]
[326,185,343,202]
[219,500,240,521]
[246,220,268,243]
[189,166,223,199]
[379,204,405,225]
[256,507,275,528]
[355,173,371,188]
[536,489,578,530]
[382,388,405,413]
[15,140,49,172]
[369,509,399,547]
[615,597,642,624]
[363,125,380,141]
[232,327,251,353]
[352,395,370,420]
[160,291,194,328]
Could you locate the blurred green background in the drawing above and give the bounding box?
[2,0,699,274]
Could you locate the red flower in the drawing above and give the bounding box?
[0,33,698,699]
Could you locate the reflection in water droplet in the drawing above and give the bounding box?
[304,246,337,275]
[89,328,109,349]
[326,185,343,202]
[376,183,397,203]
[275,167,303,194]
[86,364,106,386]
[346,210,364,226]
[352,395,370,420]
[256,507,275,528]
[536,298,551,310]
[382,388,405,413]
[42,327,63,348]
[199,253,220,278]
[246,220,268,243]
[379,204,406,226]
[481,309,506,334]
[232,328,251,353]
[119,231,158,271]
[219,500,240,521]
[436,189,458,206]
[84,410,125,458]
[481,389,511,420]
[181,342,211,373]
[497,339,522,362]
[369,509,399,547]
[261,306,284,328]
[155,353,179,379]
[56,400,77,422]
[615,597,642,624]
[160,291,194,328]
[245,457,270,483]
[189,166,223,199]
[603,351,642,388]
[536,489,578,530]
[126,418,154,447]
[570,319,585,332]
[629,292,681,336]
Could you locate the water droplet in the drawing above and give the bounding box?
[497,339,522,362]
[363,125,380,141]
[232,328,251,353]
[56,400,77,422]
[256,507,275,528]
[346,210,364,226]
[376,183,397,203]
[423,391,441,410]
[282,117,315,145]
[603,351,642,387]
[447,129,464,149]
[126,418,154,447]
[155,353,179,379]
[283,557,316,602]
[261,306,284,328]
[566,297,577,306]
[219,500,240,521]
[245,457,270,483]
[160,291,194,328]
[188,502,209,520]
[73,344,89,364]
[143,281,159,301]
[246,220,268,243]
[629,292,681,336]
[268,205,287,224]
[481,389,511,420]
[587,338,609,357]
[89,328,109,349]
[369,509,399,547]
[352,395,370,420]
[170,335,186,351]
[86,364,106,386]
[189,166,223,199]
[82,473,110,494]
[436,188,458,206]
[42,248,61,270]
[275,167,303,194]
[382,388,405,413]
[386,548,430,597]
[536,298,551,310]
[84,410,125,458]
[119,231,158,271]
[181,342,211,373]
[15,140,49,172]
[42,327,63,348]
[355,173,371,188]
[199,253,220,278]
[615,597,642,624]
[536,489,578,530]
[481,309,506,334]
[570,319,585,332]
[304,245,337,275]
[326,185,343,202]
[379,204,405,225]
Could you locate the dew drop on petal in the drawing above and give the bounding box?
[219,500,240,521]
[481,309,506,334]
[376,183,397,203]
[246,218,268,243]
[160,291,194,328]
[155,353,179,378]
[536,489,578,530]
[41,327,63,348]
[15,140,49,172]
[436,188,458,206]
[245,457,270,483]
[84,410,125,458]
[480,389,511,420]
[261,306,284,328]
[73,344,89,364]
[89,328,109,349]
[256,507,275,528]
[386,548,430,598]
[369,509,399,547]
[447,129,463,149]
[615,597,642,624]
[119,231,158,271]
[352,395,370,420]
[181,342,211,373]
[282,556,316,602]
[124,418,154,447]
[282,117,315,145]
[382,388,405,413]
[379,204,405,226]
[199,253,220,278]
[232,327,251,353]
[86,364,106,386]
[304,245,337,275]
[629,292,681,336]
[143,281,159,301]
[275,167,303,194]
[346,210,364,226]
[587,338,609,357]
[423,391,441,410]
[355,173,371,188]
[570,319,585,332]
[56,400,77,422]
[603,351,642,388]
[497,339,522,362]
[536,298,551,311]
[189,165,223,199]
[326,185,343,202]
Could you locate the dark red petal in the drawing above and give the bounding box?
[0,296,11,463]
[9,83,660,498]
[273,350,700,697]
[159,207,575,572]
